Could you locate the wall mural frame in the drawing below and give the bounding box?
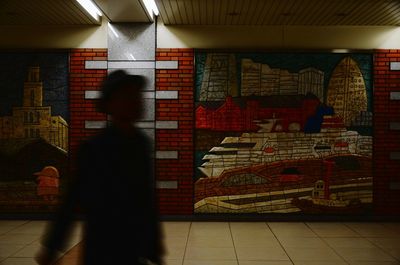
[194,51,373,215]
[0,50,69,214]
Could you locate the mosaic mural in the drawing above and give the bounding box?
[0,52,69,213]
[194,52,373,214]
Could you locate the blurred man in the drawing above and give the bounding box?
[36,70,164,265]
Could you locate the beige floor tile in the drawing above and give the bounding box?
[189,228,232,239]
[348,261,400,265]
[335,247,396,261]
[165,259,183,265]
[184,260,237,265]
[6,221,47,235]
[268,223,317,238]
[0,257,37,265]
[235,246,289,261]
[307,223,360,237]
[184,247,236,260]
[233,236,281,248]
[164,222,191,238]
[278,237,328,248]
[11,243,41,258]
[384,248,400,260]
[0,244,24,258]
[164,236,188,248]
[0,227,17,235]
[239,261,293,265]
[0,234,38,245]
[366,237,400,249]
[232,229,275,239]
[293,261,348,265]
[323,237,377,248]
[187,236,234,248]
[285,247,343,261]
[165,244,186,260]
[230,222,269,231]
[0,221,29,227]
[344,223,400,237]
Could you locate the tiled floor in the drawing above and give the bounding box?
[0,221,399,265]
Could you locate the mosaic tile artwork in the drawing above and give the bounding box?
[0,52,69,213]
[194,52,373,214]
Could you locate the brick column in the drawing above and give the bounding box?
[373,49,400,215]
[156,48,194,215]
[69,49,108,161]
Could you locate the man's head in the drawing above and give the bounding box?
[98,70,146,122]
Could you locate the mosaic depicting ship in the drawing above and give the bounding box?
[194,115,372,213]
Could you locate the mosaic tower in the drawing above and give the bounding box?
[326,57,368,126]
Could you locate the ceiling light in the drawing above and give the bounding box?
[76,0,102,21]
[142,0,159,20]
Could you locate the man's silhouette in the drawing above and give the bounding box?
[36,70,164,265]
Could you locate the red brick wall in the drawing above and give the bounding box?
[156,48,194,215]
[69,48,107,162]
[373,49,400,215]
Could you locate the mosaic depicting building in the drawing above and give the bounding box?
[0,67,68,151]
[326,57,368,126]
[195,53,373,214]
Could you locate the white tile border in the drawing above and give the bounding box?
[156,180,178,189]
[156,151,179,159]
[390,152,400,160]
[108,61,155,69]
[156,91,179,99]
[390,92,400,100]
[156,121,178,129]
[390,122,400,130]
[85,61,107,69]
[390,62,400,71]
[85,91,102,99]
[84,120,107,129]
[155,61,179,69]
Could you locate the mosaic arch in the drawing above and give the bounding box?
[194,52,373,214]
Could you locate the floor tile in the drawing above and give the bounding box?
[366,237,400,249]
[0,257,37,265]
[165,259,183,265]
[345,223,400,237]
[0,244,25,258]
[307,222,360,237]
[184,260,237,265]
[348,261,400,265]
[293,262,348,265]
[235,246,289,261]
[230,222,269,230]
[335,247,396,261]
[187,235,234,248]
[184,247,236,260]
[239,262,293,265]
[278,237,328,248]
[268,223,317,238]
[285,247,343,261]
[0,234,38,245]
[323,237,377,248]
[11,243,41,258]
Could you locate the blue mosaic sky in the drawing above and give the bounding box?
[0,52,69,120]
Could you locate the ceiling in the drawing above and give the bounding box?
[0,0,101,25]
[0,0,400,26]
[156,0,400,26]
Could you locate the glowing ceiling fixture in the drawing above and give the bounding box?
[76,0,102,21]
[142,0,159,20]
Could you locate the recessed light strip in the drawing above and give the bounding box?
[76,0,102,21]
[142,0,159,20]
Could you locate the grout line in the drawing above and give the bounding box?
[350,223,400,262]
[265,221,295,265]
[180,221,192,265]
[228,222,240,265]
[304,222,351,265]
